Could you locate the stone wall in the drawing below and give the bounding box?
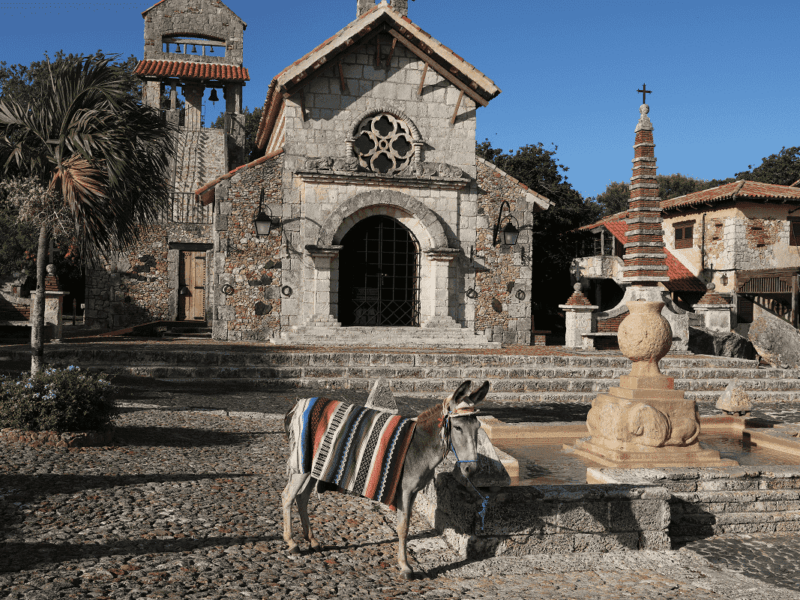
[85,221,212,329]
[474,160,534,345]
[211,153,284,341]
[143,0,245,64]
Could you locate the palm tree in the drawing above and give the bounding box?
[0,55,174,373]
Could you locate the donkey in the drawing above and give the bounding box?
[282,379,490,579]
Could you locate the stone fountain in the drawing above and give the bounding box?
[572,299,735,473]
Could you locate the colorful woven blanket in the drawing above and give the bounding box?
[286,397,417,509]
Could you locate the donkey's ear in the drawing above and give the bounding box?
[468,381,490,406]
[450,380,472,406]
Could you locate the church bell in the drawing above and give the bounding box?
[208,89,219,104]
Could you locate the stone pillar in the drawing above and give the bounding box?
[357,0,375,17]
[182,84,204,130]
[43,265,67,342]
[306,245,344,327]
[225,83,243,114]
[143,81,162,109]
[422,248,460,328]
[693,283,732,333]
[559,284,597,349]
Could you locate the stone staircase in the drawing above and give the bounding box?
[160,321,212,340]
[8,346,800,404]
[277,324,500,348]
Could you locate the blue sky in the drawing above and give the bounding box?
[1,0,798,199]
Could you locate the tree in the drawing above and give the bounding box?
[594,174,735,218]
[477,140,601,328]
[0,55,174,373]
[735,146,800,186]
[211,106,263,163]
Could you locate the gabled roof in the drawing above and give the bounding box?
[476,157,551,212]
[141,0,246,27]
[256,2,501,150]
[134,60,249,82]
[662,180,800,211]
[584,213,706,293]
[194,149,285,204]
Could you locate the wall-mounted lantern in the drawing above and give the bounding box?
[721,274,729,286]
[493,200,519,246]
[254,188,278,236]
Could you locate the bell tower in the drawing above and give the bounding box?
[136,0,249,166]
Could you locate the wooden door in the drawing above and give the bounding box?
[178,251,206,321]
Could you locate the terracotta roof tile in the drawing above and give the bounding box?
[662,180,800,211]
[134,60,250,82]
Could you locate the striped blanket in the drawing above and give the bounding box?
[286,397,417,510]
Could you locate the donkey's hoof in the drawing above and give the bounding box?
[399,570,414,581]
[287,546,301,555]
[309,542,323,553]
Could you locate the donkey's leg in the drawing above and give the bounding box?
[295,477,322,551]
[282,473,310,555]
[394,489,417,580]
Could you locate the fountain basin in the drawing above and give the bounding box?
[415,415,800,558]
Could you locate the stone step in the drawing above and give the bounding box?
[15,346,762,370]
[70,361,800,389]
[279,326,500,348]
[120,376,800,403]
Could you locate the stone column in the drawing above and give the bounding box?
[43,265,67,342]
[183,84,204,130]
[306,245,344,327]
[693,283,732,333]
[559,284,598,349]
[143,81,162,109]
[422,248,460,328]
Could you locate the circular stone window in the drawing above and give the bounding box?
[353,113,414,175]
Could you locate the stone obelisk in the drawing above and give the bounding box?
[573,88,734,474]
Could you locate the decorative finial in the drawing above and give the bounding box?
[706,282,716,291]
[573,282,583,293]
[46,264,56,276]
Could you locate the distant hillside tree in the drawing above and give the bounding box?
[735,146,800,186]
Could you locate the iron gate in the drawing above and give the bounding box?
[339,215,420,327]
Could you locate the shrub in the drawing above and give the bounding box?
[0,366,116,433]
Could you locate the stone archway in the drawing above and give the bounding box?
[310,190,458,328]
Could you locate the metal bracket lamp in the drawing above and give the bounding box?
[493,200,520,246]
[254,188,278,236]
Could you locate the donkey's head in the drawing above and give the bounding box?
[441,380,490,480]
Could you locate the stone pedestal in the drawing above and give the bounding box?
[559,284,597,348]
[422,248,460,328]
[573,299,734,469]
[693,284,732,333]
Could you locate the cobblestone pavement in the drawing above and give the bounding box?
[2,390,800,599]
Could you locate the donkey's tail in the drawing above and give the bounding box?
[283,402,298,442]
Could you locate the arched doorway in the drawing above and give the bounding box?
[339,215,420,326]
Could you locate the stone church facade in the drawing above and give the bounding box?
[86,0,550,347]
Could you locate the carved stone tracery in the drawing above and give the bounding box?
[353,113,414,175]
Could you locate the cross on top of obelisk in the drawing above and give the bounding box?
[638,84,652,105]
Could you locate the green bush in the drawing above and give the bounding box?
[0,366,116,433]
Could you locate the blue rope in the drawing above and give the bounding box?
[449,440,489,531]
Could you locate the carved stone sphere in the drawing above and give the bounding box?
[618,301,672,364]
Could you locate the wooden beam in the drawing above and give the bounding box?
[417,63,428,97]
[385,38,397,69]
[298,89,306,122]
[387,29,488,107]
[376,35,381,68]
[337,61,348,94]
[451,89,464,126]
